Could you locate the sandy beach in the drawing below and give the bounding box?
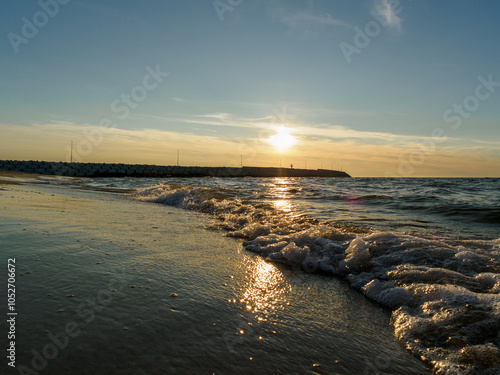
[0,175,430,374]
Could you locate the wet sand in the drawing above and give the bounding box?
[0,170,41,185]
[0,182,430,374]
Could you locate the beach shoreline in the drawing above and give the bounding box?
[0,170,41,185]
[0,179,430,374]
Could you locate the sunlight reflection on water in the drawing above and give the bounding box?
[272,199,292,213]
[240,257,291,322]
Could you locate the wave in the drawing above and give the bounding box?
[342,194,500,225]
[135,183,500,374]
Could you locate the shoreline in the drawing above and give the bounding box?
[0,170,41,185]
[0,180,429,374]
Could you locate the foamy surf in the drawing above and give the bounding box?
[135,181,500,374]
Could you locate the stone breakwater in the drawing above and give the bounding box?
[0,160,351,178]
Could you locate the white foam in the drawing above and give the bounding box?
[229,223,271,239]
[475,273,500,294]
[363,279,412,308]
[342,237,370,273]
[280,243,310,265]
[134,182,500,374]
[388,266,473,286]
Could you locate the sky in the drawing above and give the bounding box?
[1,0,499,177]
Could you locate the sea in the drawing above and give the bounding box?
[37,176,500,374]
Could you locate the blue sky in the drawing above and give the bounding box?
[1,0,499,176]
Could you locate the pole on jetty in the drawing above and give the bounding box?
[177,149,179,166]
[70,141,73,163]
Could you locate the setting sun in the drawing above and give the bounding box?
[268,126,296,152]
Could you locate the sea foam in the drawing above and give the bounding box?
[135,183,500,374]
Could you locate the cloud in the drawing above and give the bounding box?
[268,4,349,36]
[136,111,492,151]
[0,122,247,166]
[140,111,453,146]
[280,12,348,28]
[2,120,499,177]
[194,113,231,120]
[374,0,403,32]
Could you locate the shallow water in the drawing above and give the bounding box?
[130,177,499,375]
[0,185,430,374]
[76,177,500,239]
[18,177,500,373]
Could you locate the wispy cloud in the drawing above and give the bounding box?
[374,0,403,33]
[194,113,231,120]
[268,4,349,36]
[280,12,348,28]
[136,112,273,131]
[0,122,245,166]
[2,121,499,176]
[136,112,477,149]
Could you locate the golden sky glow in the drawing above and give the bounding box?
[268,126,296,153]
[1,121,499,177]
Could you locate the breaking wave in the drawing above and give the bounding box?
[134,182,500,375]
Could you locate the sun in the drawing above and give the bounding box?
[268,126,296,152]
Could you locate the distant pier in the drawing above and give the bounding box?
[0,160,351,178]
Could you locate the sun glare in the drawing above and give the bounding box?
[268,126,296,152]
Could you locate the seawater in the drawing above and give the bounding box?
[39,176,500,374]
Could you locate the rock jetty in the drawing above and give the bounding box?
[0,160,351,178]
